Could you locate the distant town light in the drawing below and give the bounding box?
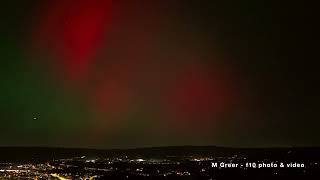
[136,159,145,162]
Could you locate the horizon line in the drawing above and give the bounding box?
[0,145,319,151]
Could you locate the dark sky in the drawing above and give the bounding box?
[0,0,318,149]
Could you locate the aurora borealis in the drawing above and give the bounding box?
[0,1,318,148]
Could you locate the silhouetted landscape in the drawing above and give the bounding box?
[1,146,320,163]
[0,146,319,179]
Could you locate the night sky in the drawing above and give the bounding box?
[0,0,318,149]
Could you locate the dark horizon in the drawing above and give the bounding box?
[1,145,320,151]
[0,145,319,179]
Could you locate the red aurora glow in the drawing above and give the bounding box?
[33,0,113,81]
[164,64,236,130]
[30,0,239,137]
